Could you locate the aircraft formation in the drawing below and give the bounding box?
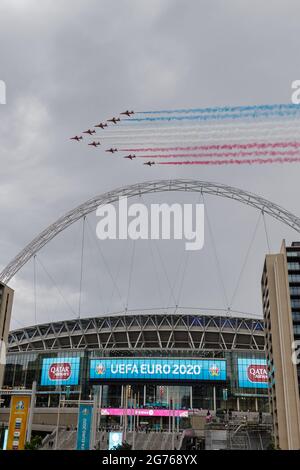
[69,110,155,167]
[69,103,300,168]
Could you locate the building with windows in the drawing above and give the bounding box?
[0,282,14,387]
[261,241,300,450]
[0,309,269,432]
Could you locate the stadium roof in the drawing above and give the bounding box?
[8,308,265,353]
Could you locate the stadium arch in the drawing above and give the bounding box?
[1,178,300,284]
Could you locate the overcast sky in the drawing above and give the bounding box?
[1,0,300,330]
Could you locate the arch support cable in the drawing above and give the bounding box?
[1,179,300,284]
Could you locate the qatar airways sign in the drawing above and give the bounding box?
[41,357,80,386]
[48,362,71,381]
[90,358,226,382]
[237,358,269,389]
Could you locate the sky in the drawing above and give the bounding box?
[1,0,300,330]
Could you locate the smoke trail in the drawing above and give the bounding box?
[100,132,300,146]
[116,116,300,131]
[137,150,300,159]
[157,157,300,166]
[126,109,300,123]
[137,103,300,115]
[104,133,300,148]
[100,124,300,141]
[100,128,300,140]
[120,141,300,152]
[107,118,300,133]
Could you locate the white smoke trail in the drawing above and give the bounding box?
[100,132,300,148]
[102,118,300,136]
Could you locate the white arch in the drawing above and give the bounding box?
[1,179,300,284]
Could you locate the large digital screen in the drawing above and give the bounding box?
[237,358,268,389]
[90,358,226,381]
[40,357,80,386]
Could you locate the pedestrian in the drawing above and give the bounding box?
[206,410,211,423]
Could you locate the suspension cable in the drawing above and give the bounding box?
[176,191,204,308]
[230,211,262,307]
[36,255,77,318]
[154,239,177,308]
[166,250,186,308]
[33,254,37,325]
[84,221,106,315]
[85,217,125,309]
[262,211,271,254]
[176,251,190,308]
[202,193,229,310]
[139,194,177,308]
[78,216,86,319]
[126,239,136,311]
[147,238,165,307]
[106,247,127,314]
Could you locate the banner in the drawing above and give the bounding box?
[7,395,30,450]
[90,358,226,381]
[40,357,80,386]
[237,358,269,389]
[76,403,93,450]
[101,408,189,418]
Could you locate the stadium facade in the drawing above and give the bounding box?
[2,308,269,429]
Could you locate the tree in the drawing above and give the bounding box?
[112,441,132,451]
[24,435,43,450]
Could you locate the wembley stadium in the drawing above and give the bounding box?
[1,308,269,434]
[2,179,290,449]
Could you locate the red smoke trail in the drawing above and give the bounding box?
[157,157,300,166]
[137,150,300,159]
[121,141,300,152]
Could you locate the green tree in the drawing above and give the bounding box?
[112,441,132,451]
[24,435,43,450]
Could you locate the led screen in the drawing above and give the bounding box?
[237,358,268,389]
[90,358,226,381]
[40,357,80,386]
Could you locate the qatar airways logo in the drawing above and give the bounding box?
[48,362,72,381]
[96,197,205,251]
[247,364,268,383]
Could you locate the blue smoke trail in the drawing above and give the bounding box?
[124,109,300,123]
[137,103,300,115]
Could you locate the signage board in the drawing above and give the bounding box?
[40,357,80,386]
[237,358,268,389]
[7,395,30,450]
[76,403,93,450]
[90,358,226,382]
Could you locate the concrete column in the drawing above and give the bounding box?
[237,397,240,411]
[120,385,124,426]
[26,381,36,443]
[90,390,98,449]
[213,386,216,412]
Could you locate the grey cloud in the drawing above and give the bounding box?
[0,0,300,329]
